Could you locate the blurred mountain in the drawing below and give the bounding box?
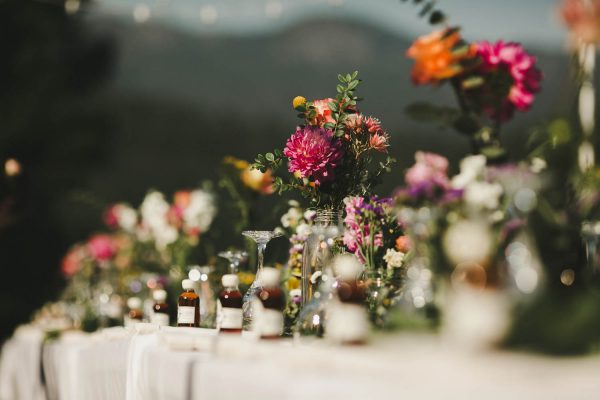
[83,16,572,207]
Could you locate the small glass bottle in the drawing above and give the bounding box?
[254,267,285,339]
[217,274,243,333]
[125,297,143,327]
[327,255,369,345]
[177,279,200,328]
[151,289,170,327]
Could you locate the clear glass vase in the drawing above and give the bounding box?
[582,220,600,275]
[364,267,404,328]
[300,208,343,307]
[294,208,343,339]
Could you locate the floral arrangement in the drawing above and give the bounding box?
[253,72,395,209]
[126,188,217,273]
[403,3,542,160]
[396,152,541,287]
[343,195,408,326]
[60,232,134,330]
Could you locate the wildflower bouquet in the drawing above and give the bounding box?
[61,232,133,330]
[396,152,541,287]
[343,195,408,326]
[402,1,542,160]
[253,72,395,209]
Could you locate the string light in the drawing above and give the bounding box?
[4,159,21,177]
[199,5,218,25]
[265,1,283,19]
[64,0,80,15]
[133,3,151,24]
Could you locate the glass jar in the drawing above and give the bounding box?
[300,208,343,307]
[582,220,600,276]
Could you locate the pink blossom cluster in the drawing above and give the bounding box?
[475,41,542,121]
[343,196,387,262]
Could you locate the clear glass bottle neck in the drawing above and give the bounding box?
[314,208,343,225]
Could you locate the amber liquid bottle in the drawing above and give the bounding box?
[329,256,369,345]
[151,289,170,326]
[218,274,243,333]
[177,279,200,327]
[256,268,285,339]
[125,297,143,327]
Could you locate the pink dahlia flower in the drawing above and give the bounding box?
[476,41,542,121]
[87,234,117,262]
[284,126,343,185]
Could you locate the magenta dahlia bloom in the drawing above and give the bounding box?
[283,126,343,185]
[475,41,542,121]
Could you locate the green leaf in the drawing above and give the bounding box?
[328,101,339,112]
[266,153,275,162]
[338,74,346,83]
[452,114,480,135]
[418,1,434,17]
[461,76,484,90]
[480,145,507,161]
[429,10,445,24]
[348,80,359,90]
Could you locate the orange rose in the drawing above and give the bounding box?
[396,235,412,253]
[311,98,336,126]
[174,190,191,208]
[406,28,477,85]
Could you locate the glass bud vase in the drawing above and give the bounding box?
[582,220,600,276]
[300,208,343,307]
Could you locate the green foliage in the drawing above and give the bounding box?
[401,0,447,25]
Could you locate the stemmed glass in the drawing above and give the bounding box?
[218,249,248,274]
[241,230,282,328]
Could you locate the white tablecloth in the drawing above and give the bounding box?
[0,326,46,400]
[2,326,600,400]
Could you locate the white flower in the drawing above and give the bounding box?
[289,289,301,298]
[303,209,317,221]
[116,205,138,232]
[154,225,178,250]
[281,207,302,228]
[296,223,311,238]
[383,248,406,268]
[530,157,547,173]
[443,219,493,266]
[183,190,217,232]
[451,155,487,189]
[464,181,503,210]
[140,191,170,231]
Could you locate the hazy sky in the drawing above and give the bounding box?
[95,0,567,51]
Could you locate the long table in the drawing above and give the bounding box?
[2,324,600,400]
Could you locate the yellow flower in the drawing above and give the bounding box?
[241,167,274,194]
[292,96,307,110]
[223,156,249,171]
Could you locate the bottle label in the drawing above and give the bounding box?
[252,299,283,336]
[177,306,196,324]
[217,302,243,330]
[151,312,170,327]
[326,303,368,343]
